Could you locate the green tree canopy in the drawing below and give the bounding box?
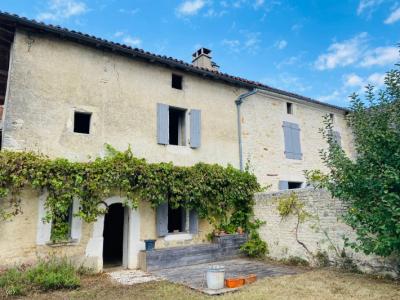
[308,56,400,257]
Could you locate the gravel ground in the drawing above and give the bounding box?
[107,269,161,285]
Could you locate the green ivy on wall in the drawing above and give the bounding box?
[0,145,261,240]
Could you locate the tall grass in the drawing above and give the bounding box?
[0,258,82,297]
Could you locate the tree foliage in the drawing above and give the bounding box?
[0,145,261,240]
[307,58,400,257]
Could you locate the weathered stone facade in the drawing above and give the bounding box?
[254,188,399,278]
[0,21,355,271]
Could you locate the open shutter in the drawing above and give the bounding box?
[283,122,294,159]
[283,122,302,160]
[190,109,201,149]
[333,131,342,147]
[189,210,199,234]
[157,103,169,145]
[291,123,302,160]
[156,202,168,237]
[279,181,289,190]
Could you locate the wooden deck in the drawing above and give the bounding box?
[151,258,301,295]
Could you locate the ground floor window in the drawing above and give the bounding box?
[156,202,198,237]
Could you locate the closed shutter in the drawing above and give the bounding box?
[283,121,302,160]
[190,109,201,148]
[279,181,289,190]
[333,131,342,147]
[156,202,168,237]
[157,103,169,145]
[189,210,199,234]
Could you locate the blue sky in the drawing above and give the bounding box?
[1,0,399,107]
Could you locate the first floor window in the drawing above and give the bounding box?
[279,181,303,190]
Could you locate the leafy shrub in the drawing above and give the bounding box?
[240,220,268,258]
[315,251,330,267]
[240,233,268,258]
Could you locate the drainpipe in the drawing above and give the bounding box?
[236,89,259,171]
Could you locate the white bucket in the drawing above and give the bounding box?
[206,265,225,290]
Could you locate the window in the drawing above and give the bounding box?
[157,103,201,148]
[288,182,302,189]
[279,181,303,190]
[168,204,185,233]
[329,113,335,122]
[74,111,91,134]
[287,102,293,114]
[51,205,73,242]
[169,107,186,146]
[156,202,199,237]
[0,130,2,150]
[282,121,302,160]
[172,74,183,90]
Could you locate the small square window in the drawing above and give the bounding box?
[329,113,335,122]
[287,102,293,115]
[74,112,91,134]
[172,74,183,90]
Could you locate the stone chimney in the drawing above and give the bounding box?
[192,48,219,71]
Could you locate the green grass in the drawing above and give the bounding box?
[0,259,81,297]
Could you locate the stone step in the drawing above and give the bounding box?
[140,234,247,271]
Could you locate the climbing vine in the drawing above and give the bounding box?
[0,145,261,240]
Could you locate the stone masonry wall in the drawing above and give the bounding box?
[254,188,399,278]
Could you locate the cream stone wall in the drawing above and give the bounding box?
[2,30,243,167]
[241,91,354,190]
[0,30,356,270]
[0,193,212,271]
[254,189,399,278]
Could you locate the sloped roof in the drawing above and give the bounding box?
[0,11,348,112]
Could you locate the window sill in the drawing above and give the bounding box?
[164,233,193,242]
[46,239,79,247]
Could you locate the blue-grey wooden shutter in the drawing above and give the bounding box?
[189,210,198,234]
[156,202,168,237]
[157,103,169,145]
[190,109,201,149]
[333,131,342,147]
[279,181,289,190]
[283,121,302,160]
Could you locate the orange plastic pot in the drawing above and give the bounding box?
[225,277,245,288]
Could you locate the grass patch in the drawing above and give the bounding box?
[0,259,81,297]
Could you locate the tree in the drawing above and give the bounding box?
[308,56,400,257]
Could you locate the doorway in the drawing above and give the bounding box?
[103,203,125,268]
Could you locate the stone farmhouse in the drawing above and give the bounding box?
[0,12,354,272]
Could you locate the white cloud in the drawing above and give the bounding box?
[254,0,265,8]
[360,46,399,67]
[357,0,383,15]
[344,73,364,87]
[177,0,206,16]
[222,39,241,52]
[261,73,311,93]
[274,39,287,50]
[315,33,368,70]
[37,0,88,21]
[367,72,386,86]
[122,36,142,47]
[118,8,139,15]
[384,7,400,24]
